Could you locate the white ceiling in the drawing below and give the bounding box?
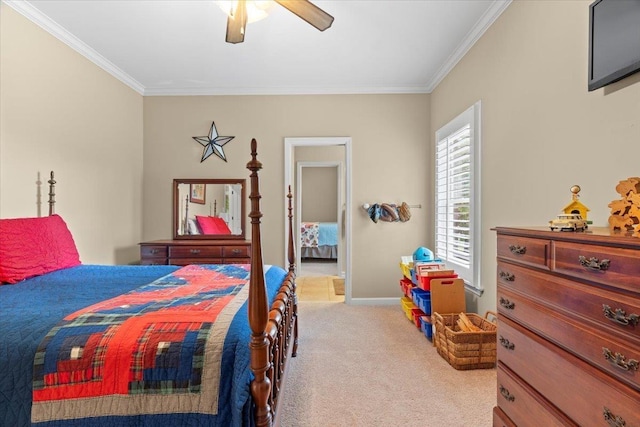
[5,0,511,96]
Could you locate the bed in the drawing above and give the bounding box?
[0,139,297,427]
[300,222,338,260]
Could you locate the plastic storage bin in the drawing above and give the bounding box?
[420,315,433,340]
[400,297,416,321]
[399,278,413,297]
[411,287,431,315]
[417,273,458,291]
[411,308,425,328]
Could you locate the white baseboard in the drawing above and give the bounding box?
[347,297,398,306]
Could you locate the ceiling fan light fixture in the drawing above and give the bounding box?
[217,0,273,24]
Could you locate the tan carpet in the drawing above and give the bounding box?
[278,302,496,426]
[332,278,345,295]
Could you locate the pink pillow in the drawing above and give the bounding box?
[196,215,232,235]
[0,214,81,284]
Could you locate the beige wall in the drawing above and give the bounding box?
[143,95,430,299]
[296,145,341,222]
[431,0,640,315]
[0,5,144,264]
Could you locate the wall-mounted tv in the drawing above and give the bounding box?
[588,0,640,91]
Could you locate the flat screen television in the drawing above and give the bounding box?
[588,0,640,91]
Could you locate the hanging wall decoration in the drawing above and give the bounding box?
[192,121,235,162]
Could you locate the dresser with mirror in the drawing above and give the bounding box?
[139,178,251,265]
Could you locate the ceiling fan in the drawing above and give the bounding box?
[225,0,334,44]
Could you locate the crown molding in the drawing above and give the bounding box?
[3,0,145,95]
[143,85,431,96]
[426,0,512,92]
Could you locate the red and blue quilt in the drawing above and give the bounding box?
[23,263,284,426]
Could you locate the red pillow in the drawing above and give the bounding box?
[196,215,232,235]
[0,214,81,284]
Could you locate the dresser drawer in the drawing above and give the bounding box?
[497,261,640,345]
[492,406,516,427]
[498,316,640,426]
[223,245,250,258]
[140,245,167,258]
[496,363,576,427]
[169,246,223,258]
[497,287,640,390]
[497,235,550,269]
[553,241,640,295]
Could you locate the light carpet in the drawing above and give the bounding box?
[278,302,496,427]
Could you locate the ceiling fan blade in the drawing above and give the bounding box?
[226,0,248,44]
[275,0,334,31]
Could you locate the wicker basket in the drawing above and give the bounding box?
[433,311,497,370]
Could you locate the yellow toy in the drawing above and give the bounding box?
[562,185,590,222]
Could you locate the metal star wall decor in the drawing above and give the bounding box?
[192,121,235,162]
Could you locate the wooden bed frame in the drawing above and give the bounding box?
[45,138,298,427]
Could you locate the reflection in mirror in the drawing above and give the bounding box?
[173,179,246,240]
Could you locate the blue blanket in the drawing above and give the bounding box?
[0,264,286,427]
[318,222,338,246]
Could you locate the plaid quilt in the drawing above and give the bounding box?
[31,264,257,423]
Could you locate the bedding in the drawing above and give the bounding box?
[0,214,81,284]
[0,263,286,427]
[196,215,232,235]
[300,222,338,259]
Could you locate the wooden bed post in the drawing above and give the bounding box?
[48,171,56,216]
[246,139,272,427]
[287,186,299,357]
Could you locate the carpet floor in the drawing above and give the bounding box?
[277,302,496,426]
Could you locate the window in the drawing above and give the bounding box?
[435,101,482,294]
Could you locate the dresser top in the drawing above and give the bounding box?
[140,239,251,246]
[493,226,640,249]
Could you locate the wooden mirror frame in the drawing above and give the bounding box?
[172,178,246,240]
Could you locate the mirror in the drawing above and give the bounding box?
[173,179,246,240]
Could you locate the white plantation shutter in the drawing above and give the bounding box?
[434,102,481,293]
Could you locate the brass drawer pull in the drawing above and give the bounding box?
[499,385,515,402]
[189,249,201,254]
[499,297,515,310]
[499,336,515,350]
[603,304,640,326]
[231,249,241,255]
[150,249,159,254]
[602,347,639,371]
[578,255,610,271]
[603,407,626,427]
[499,271,515,282]
[508,245,526,255]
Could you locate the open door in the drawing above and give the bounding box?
[284,137,352,303]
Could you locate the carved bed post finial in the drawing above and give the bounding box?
[287,186,296,274]
[246,138,272,427]
[48,171,56,216]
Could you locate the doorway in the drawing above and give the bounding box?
[284,137,352,303]
[297,162,343,277]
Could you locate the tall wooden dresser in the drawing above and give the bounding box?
[139,239,251,266]
[493,226,640,427]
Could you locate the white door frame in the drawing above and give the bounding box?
[284,137,352,304]
[296,161,343,276]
